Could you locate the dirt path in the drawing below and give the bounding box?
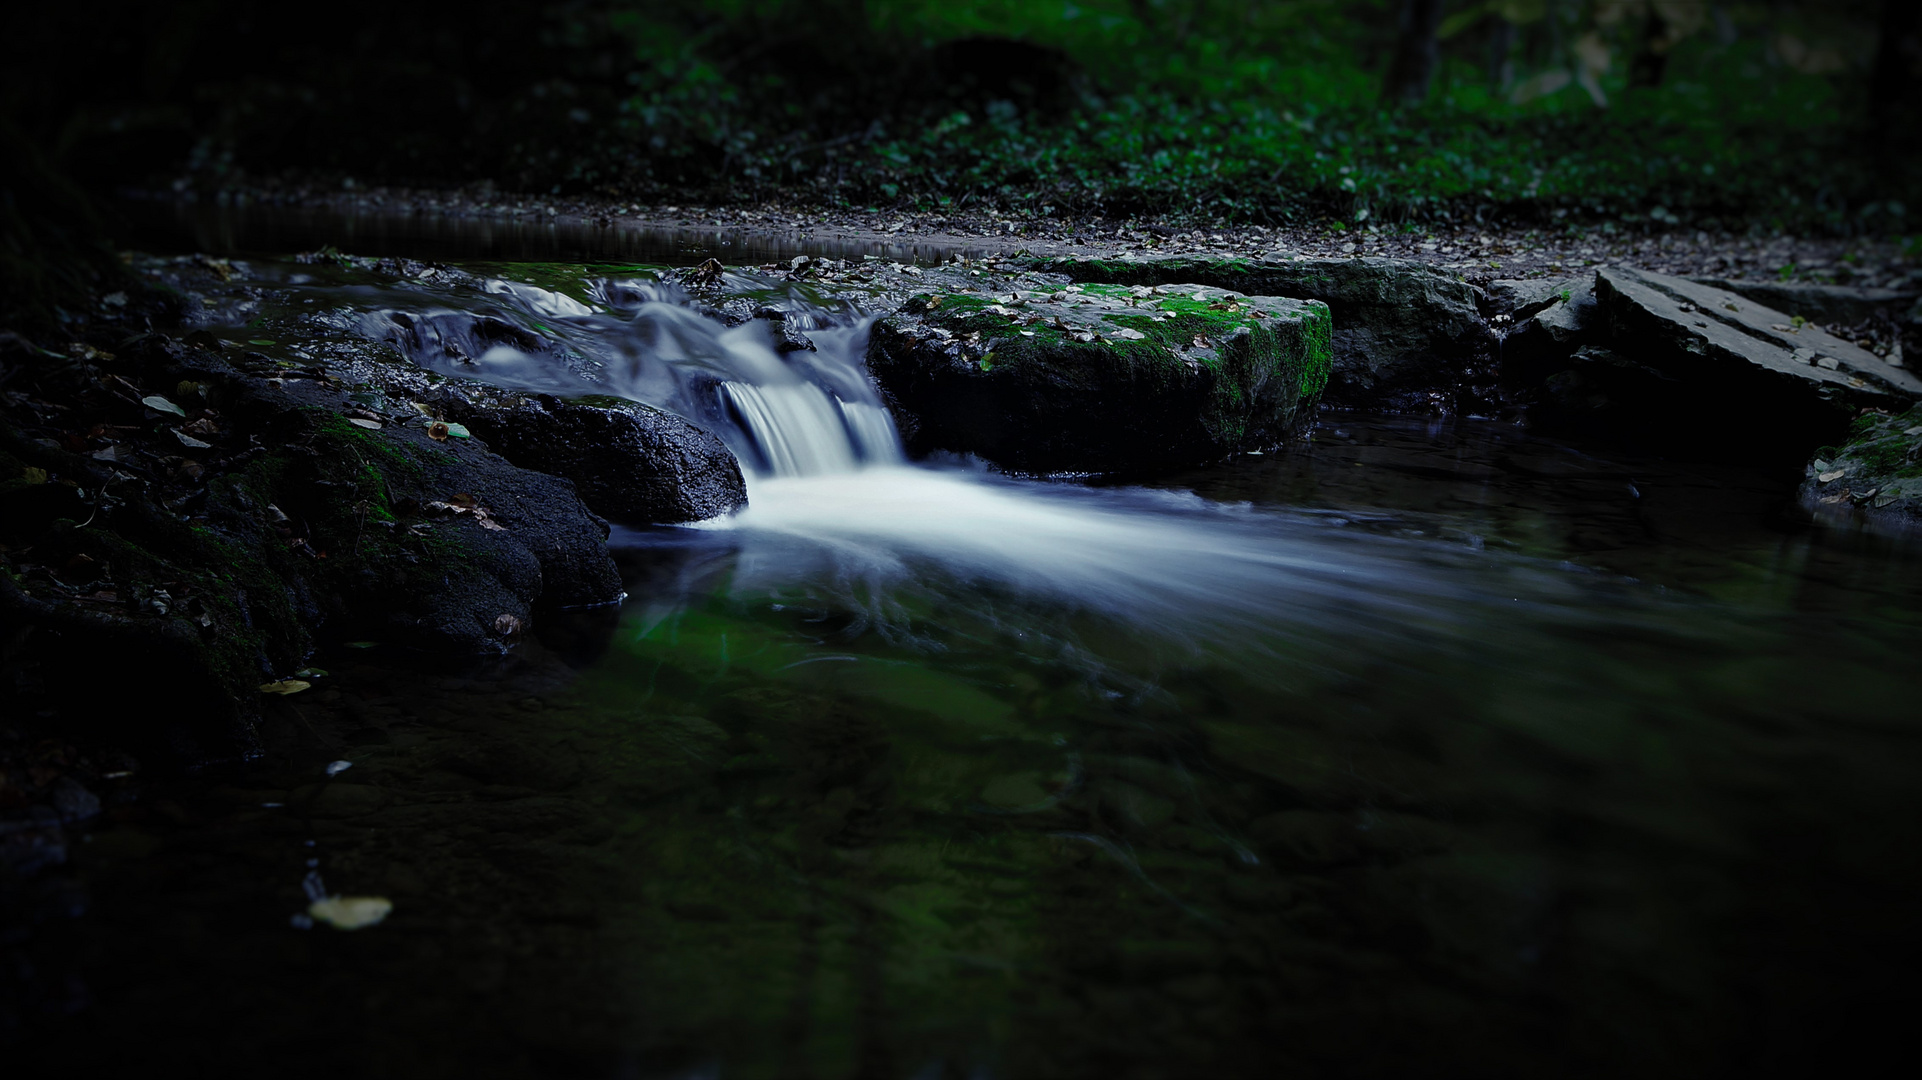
[153,182,1922,292]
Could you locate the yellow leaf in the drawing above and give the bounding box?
[258,679,312,695]
[309,896,393,930]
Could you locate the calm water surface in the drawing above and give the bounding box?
[13,231,1922,1078]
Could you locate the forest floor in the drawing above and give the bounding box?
[158,181,1922,294]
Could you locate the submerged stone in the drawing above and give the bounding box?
[868,281,1331,474]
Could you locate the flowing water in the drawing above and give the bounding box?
[11,237,1922,1078]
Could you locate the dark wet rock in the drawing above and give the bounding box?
[1530,274,1600,347]
[1488,277,1582,321]
[1507,267,1921,455]
[209,370,625,653]
[1689,278,1918,328]
[0,809,67,874]
[1500,276,1602,392]
[1800,403,1922,535]
[1029,255,1493,411]
[48,778,100,822]
[448,394,746,524]
[868,281,1331,473]
[1597,266,1920,397]
[1,334,626,764]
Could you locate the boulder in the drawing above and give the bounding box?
[1488,277,1583,321]
[1688,278,1917,329]
[1554,266,1922,454]
[450,395,747,524]
[1028,255,1493,410]
[1497,274,1602,395]
[210,371,626,656]
[868,281,1331,474]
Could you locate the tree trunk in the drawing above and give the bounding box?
[1870,0,1921,132]
[1383,0,1446,105]
[1628,7,1670,88]
[1488,18,1516,91]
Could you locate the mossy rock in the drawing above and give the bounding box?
[1801,404,1922,532]
[1026,255,1491,409]
[868,281,1331,473]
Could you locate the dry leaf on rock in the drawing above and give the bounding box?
[308,896,393,930]
[259,679,312,695]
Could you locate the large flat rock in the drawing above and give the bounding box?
[1573,266,1922,452]
[1687,278,1917,328]
[1598,266,1920,397]
[1027,255,1492,410]
[868,281,1331,473]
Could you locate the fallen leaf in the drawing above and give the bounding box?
[308,895,393,930]
[174,430,212,450]
[325,760,353,776]
[1110,328,1147,340]
[441,422,470,439]
[20,467,47,485]
[248,339,276,347]
[293,667,329,679]
[347,418,382,430]
[1818,470,1846,482]
[258,679,312,695]
[142,395,186,417]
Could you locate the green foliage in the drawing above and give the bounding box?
[579,2,1905,229]
[9,0,1910,231]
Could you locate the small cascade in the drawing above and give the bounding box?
[364,268,903,480]
[721,381,901,476]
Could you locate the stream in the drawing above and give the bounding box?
[13,218,1922,1078]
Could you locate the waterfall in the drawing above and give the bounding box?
[720,381,902,477]
[364,270,903,480]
